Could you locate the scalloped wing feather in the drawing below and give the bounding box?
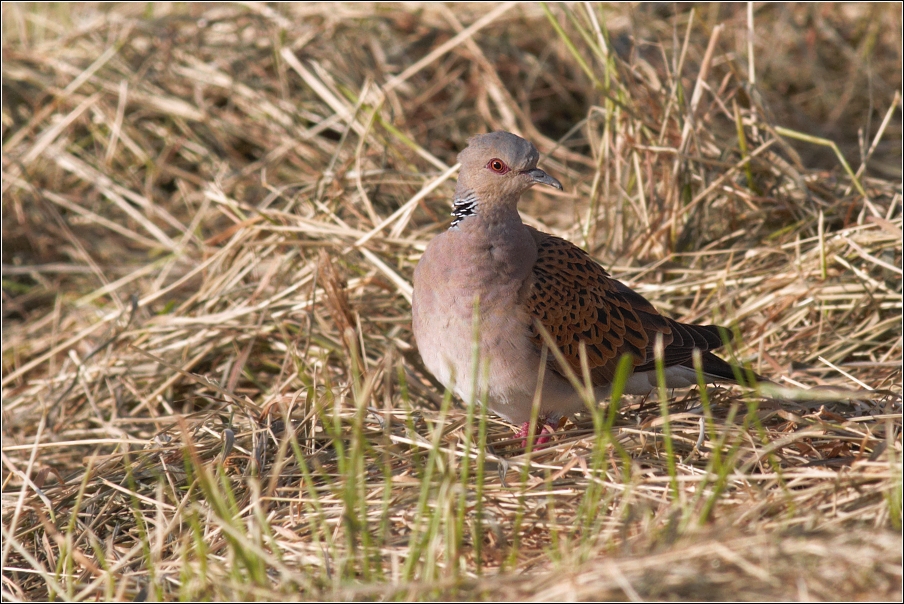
[524,230,728,385]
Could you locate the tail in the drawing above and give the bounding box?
[688,351,769,388]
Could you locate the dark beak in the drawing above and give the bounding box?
[524,168,563,190]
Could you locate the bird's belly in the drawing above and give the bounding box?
[414,274,588,424]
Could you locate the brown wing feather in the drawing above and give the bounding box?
[524,231,727,385]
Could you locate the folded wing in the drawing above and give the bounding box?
[523,230,730,385]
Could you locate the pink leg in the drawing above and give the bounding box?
[517,417,553,448]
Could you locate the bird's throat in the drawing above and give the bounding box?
[451,190,523,229]
[451,191,478,228]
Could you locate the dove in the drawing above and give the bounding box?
[412,131,754,439]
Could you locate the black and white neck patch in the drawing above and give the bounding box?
[451,191,478,228]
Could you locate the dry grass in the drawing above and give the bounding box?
[2,3,902,601]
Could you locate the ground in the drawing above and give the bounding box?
[2,3,901,601]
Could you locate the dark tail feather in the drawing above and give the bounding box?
[687,323,731,350]
[689,351,768,387]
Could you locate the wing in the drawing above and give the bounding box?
[523,231,728,385]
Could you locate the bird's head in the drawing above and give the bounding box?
[454,132,562,207]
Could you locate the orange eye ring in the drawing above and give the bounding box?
[487,158,509,174]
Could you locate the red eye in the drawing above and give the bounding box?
[487,158,509,174]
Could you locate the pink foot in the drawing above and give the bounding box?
[517,418,553,448]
